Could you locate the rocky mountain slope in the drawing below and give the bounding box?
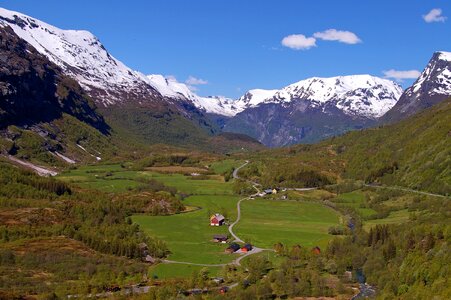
[0,24,115,165]
[222,75,403,146]
[0,7,223,148]
[382,51,451,122]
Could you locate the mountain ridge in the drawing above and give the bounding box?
[382,51,451,122]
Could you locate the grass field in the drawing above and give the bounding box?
[333,191,377,218]
[138,172,234,195]
[209,159,244,174]
[57,163,234,195]
[363,209,410,230]
[132,194,240,265]
[234,199,341,249]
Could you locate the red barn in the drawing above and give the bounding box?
[210,213,225,226]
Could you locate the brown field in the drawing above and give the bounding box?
[0,207,63,226]
[10,236,97,256]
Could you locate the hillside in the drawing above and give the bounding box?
[0,25,118,166]
[242,99,451,195]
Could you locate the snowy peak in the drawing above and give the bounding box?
[0,7,158,106]
[408,51,451,97]
[237,89,278,107]
[146,75,240,117]
[146,74,198,102]
[235,75,403,118]
[382,51,451,121]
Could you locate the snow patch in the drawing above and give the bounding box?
[54,152,76,164]
[7,155,58,176]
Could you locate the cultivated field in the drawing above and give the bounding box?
[234,199,341,249]
[132,195,240,265]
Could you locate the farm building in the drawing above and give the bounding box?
[225,242,241,253]
[210,213,225,226]
[311,246,321,255]
[212,234,228,243]
[213,277,224,284]
[264,188,278,195]
[241,243,253,253]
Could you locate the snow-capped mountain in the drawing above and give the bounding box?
[0,7,160,106]
[0,7,226,146]
[146,75,239,116]
[382,51,451,122]
[236,89,279,108]
[235,75,402,119]
[222,75,403,147]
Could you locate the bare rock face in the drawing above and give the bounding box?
[0,25,108,133]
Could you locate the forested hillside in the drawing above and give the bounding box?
[241,99,451,195]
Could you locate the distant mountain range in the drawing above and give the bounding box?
[0,6,450,154]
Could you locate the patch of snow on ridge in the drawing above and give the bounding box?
[437,51,451,61]
[146,75,240,117]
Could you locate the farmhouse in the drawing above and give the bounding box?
[225,242,240,253]
[241,243,253,253]
[212,234,228,243]
[210,213,225,226]
[264,189,273,195]
[264,188,278,195]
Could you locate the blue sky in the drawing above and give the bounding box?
[1,0,450,98]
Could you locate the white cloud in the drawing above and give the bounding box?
[166,75,177,82]
[383,69,421,82]
[185,76,208,85]
[281,34,316,50]
[313,29,362,44]
[423,8,446,23]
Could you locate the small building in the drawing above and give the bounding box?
[225,243,241,253]
[212,234,228,243]
[241,243,253,253]
[212,277,224,284]
[264,189,273,195]
[272,188,278,194]
[210,213,225,226]
[311,246,321,255]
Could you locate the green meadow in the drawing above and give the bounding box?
[209,159,244,174]
[234,199,341,249]
[333,191,377,218]
[132,195,240,265]
[57,163,234,194]
[363,209,410,230]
